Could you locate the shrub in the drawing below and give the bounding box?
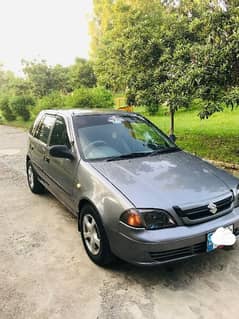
[66,87,114,109]
[91,87,114,108]
[10,95,35,121]
[147,104,159,115]
[0,97,16,121]
[34,92,66,116]
[66,87,94,108]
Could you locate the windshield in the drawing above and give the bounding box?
[73,114,177,161]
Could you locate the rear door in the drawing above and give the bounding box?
[44,116,78,210]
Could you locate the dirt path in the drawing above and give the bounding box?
[1,125,239,319]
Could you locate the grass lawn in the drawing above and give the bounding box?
[137,106,239,164]
[1,119,32,130]
[1,105,238,164]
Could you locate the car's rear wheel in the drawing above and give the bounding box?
[80,204,114,266]
[27,160,45,194]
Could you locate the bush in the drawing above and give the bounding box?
[10,95,35,121]
[147,104,159,115]
[66,87,114,109]
[34,92,66,116]
[66,88,94,108]
[0,97,16,121]
[91,87,114,108]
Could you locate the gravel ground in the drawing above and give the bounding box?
[1,125,239,319]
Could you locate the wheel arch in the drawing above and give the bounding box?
[77,198,101,232]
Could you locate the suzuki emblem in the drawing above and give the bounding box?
[208,202,217,214]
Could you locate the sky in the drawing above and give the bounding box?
[0,0,93,75]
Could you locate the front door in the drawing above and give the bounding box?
[44,116,78,210]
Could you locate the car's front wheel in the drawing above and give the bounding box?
[27,160,45,194]
[80,204,114,266]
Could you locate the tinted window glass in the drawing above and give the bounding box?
[49,117,70,148]
[35,115,55,144]
[30,113,43,136]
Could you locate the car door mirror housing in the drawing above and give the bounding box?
[49,145,74,160]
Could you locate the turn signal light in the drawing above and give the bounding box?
[120,210,144,228]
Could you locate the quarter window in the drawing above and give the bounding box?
[35,115,56,144]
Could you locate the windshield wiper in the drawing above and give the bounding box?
[148,146,180,156]
[105,152,151,162]
[149,146,180,156]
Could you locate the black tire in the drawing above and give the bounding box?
[26,160,45,194]
[80,204,114,266]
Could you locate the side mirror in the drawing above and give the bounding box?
[169,134,176,143]
[49,145,75,160]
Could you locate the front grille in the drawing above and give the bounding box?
[174,194,233,225]
[149,242,206,262]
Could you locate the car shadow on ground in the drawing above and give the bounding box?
[105,245,238,291]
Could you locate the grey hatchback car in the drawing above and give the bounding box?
[26,109,239,266]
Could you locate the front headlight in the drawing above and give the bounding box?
[120,209,176,230]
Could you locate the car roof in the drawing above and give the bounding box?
[40,108,139,118]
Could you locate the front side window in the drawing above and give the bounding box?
[49,117,70,148]
[35,115,55,144]
[73,114,177,161]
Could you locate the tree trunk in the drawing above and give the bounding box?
[170,109,175,136]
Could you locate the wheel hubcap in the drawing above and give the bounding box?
[28,165,34,189]
[82,214,101,255]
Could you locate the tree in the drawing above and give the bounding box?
[92,0,193,130]
[69,58,96,89]
[188,0,239,118]
[91,0,239,135]
[89,0,114,57]
[22,60,71,97]
[0,65,17,95]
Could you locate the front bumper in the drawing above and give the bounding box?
[108,207,239,265]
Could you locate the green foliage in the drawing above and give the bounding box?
[22,59,97,98]
[91,0,239,127]
[34,92,66,116]
[10,95,35,121]
[89,0,114,56]
[147,104,159,116]
[22,60,71,97]
[69,58,96,89]
[91,87,114,108]
[66,87,114,109]
[0,65,17,95]
[0,96,16,121]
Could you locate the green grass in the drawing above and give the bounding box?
[138,106,239,164]
[0,117,31,130]
[1,106,239,164]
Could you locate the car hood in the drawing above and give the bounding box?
[91,151,235,208]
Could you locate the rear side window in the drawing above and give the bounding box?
[49,117,71,148]
[35,115,56,144]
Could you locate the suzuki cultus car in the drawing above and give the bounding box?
[26,109,239,266]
